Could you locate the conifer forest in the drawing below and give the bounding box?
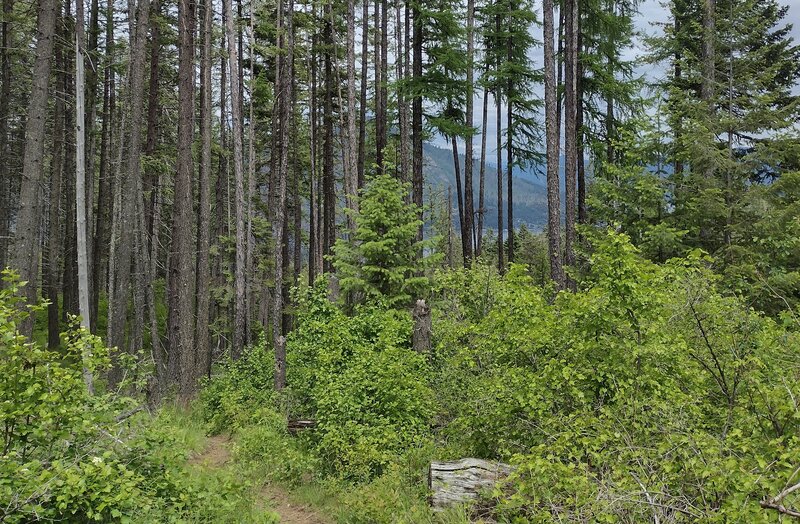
[1,0,800,518]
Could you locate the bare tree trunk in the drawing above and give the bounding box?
[109,0,150,365]
[0,0,12,273]
[91,0,114,329]
[577,31,586,225]
[357,0,368,189]
[273,0,294,390]
[309,39,318,284]
[195,0,212,380]
[506,34,513,265]
[378,0,387,174]
[46,40,65,348]
[463,0,475,262]
[144,0,160,239]
[11,0,58,336]
[345,0,358,232]
[496,88,504,273]
[563,0,577,289]
[245,5,256,348]
[476,93,487,255]
[322,3,335,273]
[75,0,95,391]
[374,0,382,174]
[411,5,423,247]
[451,133,466,265]
[169,0,196,398]
[543,0,564,288]
[397,0,409,183]
[226,0,247,359]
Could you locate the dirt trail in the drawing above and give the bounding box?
[190,434,330,524]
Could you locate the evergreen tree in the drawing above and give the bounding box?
[332,173,435,307]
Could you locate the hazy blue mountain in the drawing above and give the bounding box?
[422,143,561,232]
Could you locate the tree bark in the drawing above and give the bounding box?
[195,0,212,380]
[357,0,368,188]
[91,0,115,329]
[273,0,294,390]
[0,0,13,273]
[45,38,65,349]
[476,93,487,255]
[322,4,335,273]
[412,4,423,248]
[463,0,475,262]
[75,0,95,391]
[345,0,358,233]
[563,0,577,289]
[108,0,150,362]
[226,0,247,359]
[169,0,196,398]
[543,0,564,288]
[496,87,504,274]
[506,33,514,265]
[11,0,58,336]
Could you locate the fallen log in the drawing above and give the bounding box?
[428,458,513,511]
[287,419,316,434]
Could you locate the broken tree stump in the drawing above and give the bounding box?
[412,299,432,353]
[428,458,513,511]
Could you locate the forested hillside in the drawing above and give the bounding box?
[1,0,799,519]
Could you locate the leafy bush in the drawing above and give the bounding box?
[200,334,276,434]
[0,271,273,522]
[288,282,435,480]
[430,232,800,521]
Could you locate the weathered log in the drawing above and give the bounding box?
[428,458,512,511]
[287,419,316,434]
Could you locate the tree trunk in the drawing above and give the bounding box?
[11,0,58,336]
[476,93,487,255]
[108,0,150,363]
[506,34,514,265]
[144,0,160,240]
[46,39,65,349]
[378,0,388,174]
[75,0,95,391]
[412,5,423,248]
[451,134,466,266]
[169,0,196,398]
[496,87,504,274]
[577,30,586,225]
[226,0,247,359]
[345,0,358,232]
[195,0,212,380]
[322,4,335,273]
[397,0,409,183]
[273,0,294,390]
[357,0,368,188]
[543,0,564,288]
[309,37,318,284]
[463,0,475,262]
[0,0,12,273]
[91,0,114,329]
[563,0,577,289]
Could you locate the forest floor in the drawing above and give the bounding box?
[189,433,332,524]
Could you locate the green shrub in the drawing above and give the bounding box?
[200,334,277,433]
[288,283,435,480]
[430,232,800,521]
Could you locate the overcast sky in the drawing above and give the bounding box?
[432,0,800,166]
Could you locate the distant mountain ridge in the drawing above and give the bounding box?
[422,142,558,232]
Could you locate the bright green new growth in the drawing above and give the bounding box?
[333,173,436,307]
